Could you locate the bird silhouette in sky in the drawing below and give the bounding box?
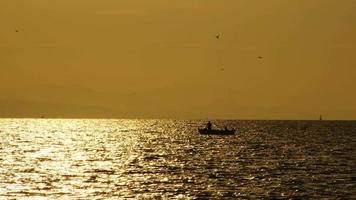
[215,34,221,39]
[258,56,263,59]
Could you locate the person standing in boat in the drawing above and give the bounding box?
[206,121,212,130]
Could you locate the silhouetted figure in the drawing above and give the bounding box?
[207,121,212,130]
[224,126,228,131]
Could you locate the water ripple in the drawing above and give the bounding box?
[0,119,355,199]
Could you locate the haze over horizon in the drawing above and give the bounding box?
[1,0,356,119]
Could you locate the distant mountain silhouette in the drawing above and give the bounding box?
[0,98,120,118]
[1,84,356,119]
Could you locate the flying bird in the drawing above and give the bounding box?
[215,34,221,39]
[258,56,263,59]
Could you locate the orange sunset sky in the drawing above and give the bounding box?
[1,0,356,119]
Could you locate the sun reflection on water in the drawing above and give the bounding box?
[0,119,355,199]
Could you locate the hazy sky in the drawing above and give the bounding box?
[1,0,356,119]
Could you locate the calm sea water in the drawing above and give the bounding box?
[0,119,355,199]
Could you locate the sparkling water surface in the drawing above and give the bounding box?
[0,119,355,199]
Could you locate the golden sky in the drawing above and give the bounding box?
[1,0,356,119]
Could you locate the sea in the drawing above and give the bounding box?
[0,119,355,199]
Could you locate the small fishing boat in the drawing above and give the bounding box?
[198,128,236,135]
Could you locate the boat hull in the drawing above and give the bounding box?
[198,128,236,135]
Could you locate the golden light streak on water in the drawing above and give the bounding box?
[0,119,355,199]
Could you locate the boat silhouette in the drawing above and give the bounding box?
[198,128,236,135]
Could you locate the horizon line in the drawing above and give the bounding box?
[0,117,355,121]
